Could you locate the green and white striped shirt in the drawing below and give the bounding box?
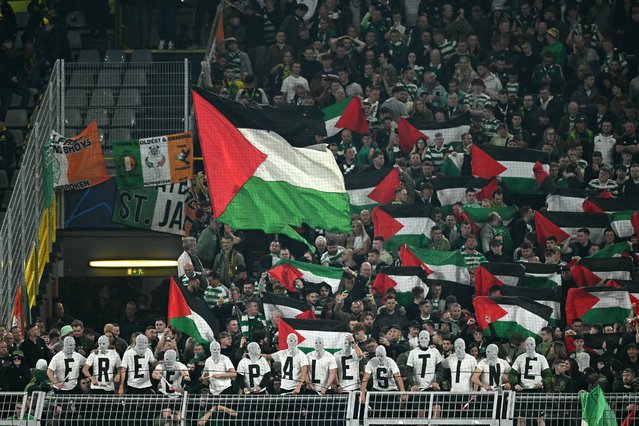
[204,284,231,310]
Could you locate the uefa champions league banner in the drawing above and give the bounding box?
[112,132,193,190]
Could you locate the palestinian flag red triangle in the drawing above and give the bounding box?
[367,167,401,204]
[471,144,507,178]
[582,199,604,213]
[192,90,267,218]
[168,277,217,343]
[571,264,604,287]
[476,178,498,201]
[473,296,509,327]
[399,245,433,274]
[533,161,555,192]
[533,210,571,247]
[268,263,304,292]
[565,288,605,324]
[278,319,306,349]
[397,117,428,154]
[475,265,505,296]
[372,207,404,241]
[631,212,639,238]
[335,96,369,134]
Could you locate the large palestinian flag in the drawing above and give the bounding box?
[474,296,552,340]
[582,197,639,213]
[168,277,218,343]
[570,257,633,287]
[278,318,351,353]
[268,259,344,293]
[371,266,429,307]
[262,293,316,320]
[192,87,351,247]
[610,211,639,239]
[471,145,550,194]
[344,167,401,212]
[605,279,639,316]
[565,287,632,325]
[520,263,562,288]
[534,210,609,247]
[500,285,562,326]
[475,263,524,296]
[400,245,470,284]
[372,204,436,251]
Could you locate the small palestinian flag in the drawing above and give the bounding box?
[416,111,471,144]
[520,263,562,288]
[565,286,632,325]
[582,197,639,213]
[372,204,436,251]
[397,117,428,154]
[474,263,524,296]
[344,167,401,212]
[500,285,562,326]
[534,210,609,247]
[323,96,369,137]
[262,293,316,321]
[400,245,470,284]
[278,318,351,353]
[571,257,634,287]
[371,266,429,307]
[268,259,344,293]
[474,296,552,340]
[471,145,550,194]
[168,277,218,344]
[588,242,633,258]
[546,188,600,212]
[609,211,639,239]
[431,176,496,213]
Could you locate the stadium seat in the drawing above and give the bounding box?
[123,69,147,88]
[108,128,132,144]
[9,93,34,109]
[68,71,95,89]
[67,31,83,50]
[89,88,115,108]
[66,11,87,28]
[4,109,28,129]
[130,49,153,65]
[104,49,126,66]
[111,109,136,128]
[117,89,141,107]
[77,49,101,63]
[96,69,122,88]
[65,89,88,109]
[9,129,24,148]
[84,108,110,128]
[64,109,83,128]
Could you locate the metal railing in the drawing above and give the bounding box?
[0,58,192,326]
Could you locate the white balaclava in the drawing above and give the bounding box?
[486,344,499,366]
[287,334,299,355]
[314,336,325,358]
[454,338,466,360]
[210,341,221,363]
[343,336,353,353]
[525,337,536,357]
[418,330,430,349]
[164,349,177,370]
[247,342,261,362]
[375,345,387,365]
[98,335,110,355]
[63,336,75,357]
[36,359,48,371]
[135,335,148,357]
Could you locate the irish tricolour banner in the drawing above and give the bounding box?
[112,182,189,235]
[113,132,193,189]
[43,120,109,191]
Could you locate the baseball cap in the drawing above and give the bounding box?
[409,320,422,329]
[60,325,73,337]
[547,28,560,39]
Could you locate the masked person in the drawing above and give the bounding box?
[153,349,190,395]
[119,334,156,394]
[306,337,338,395]
[509,337,552,424]
[407,331,444,391]
[443,338,477,392]
[83,335,122,394]
[48,336,86,394]
[237,342,271,394]
[360,345,408,408]
[270,333,309,394]
[202,341,236,395]
[472,344,511,391]
[334,335,364,393]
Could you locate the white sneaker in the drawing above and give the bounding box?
[168,41,174,50]
[158,40,165,50]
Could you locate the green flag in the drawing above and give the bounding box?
[580,385,618,426]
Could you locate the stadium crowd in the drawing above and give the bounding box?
[3,0,639,422]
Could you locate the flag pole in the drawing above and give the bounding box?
[198,2,225,89]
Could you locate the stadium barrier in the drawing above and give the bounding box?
[2,390,636,425]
